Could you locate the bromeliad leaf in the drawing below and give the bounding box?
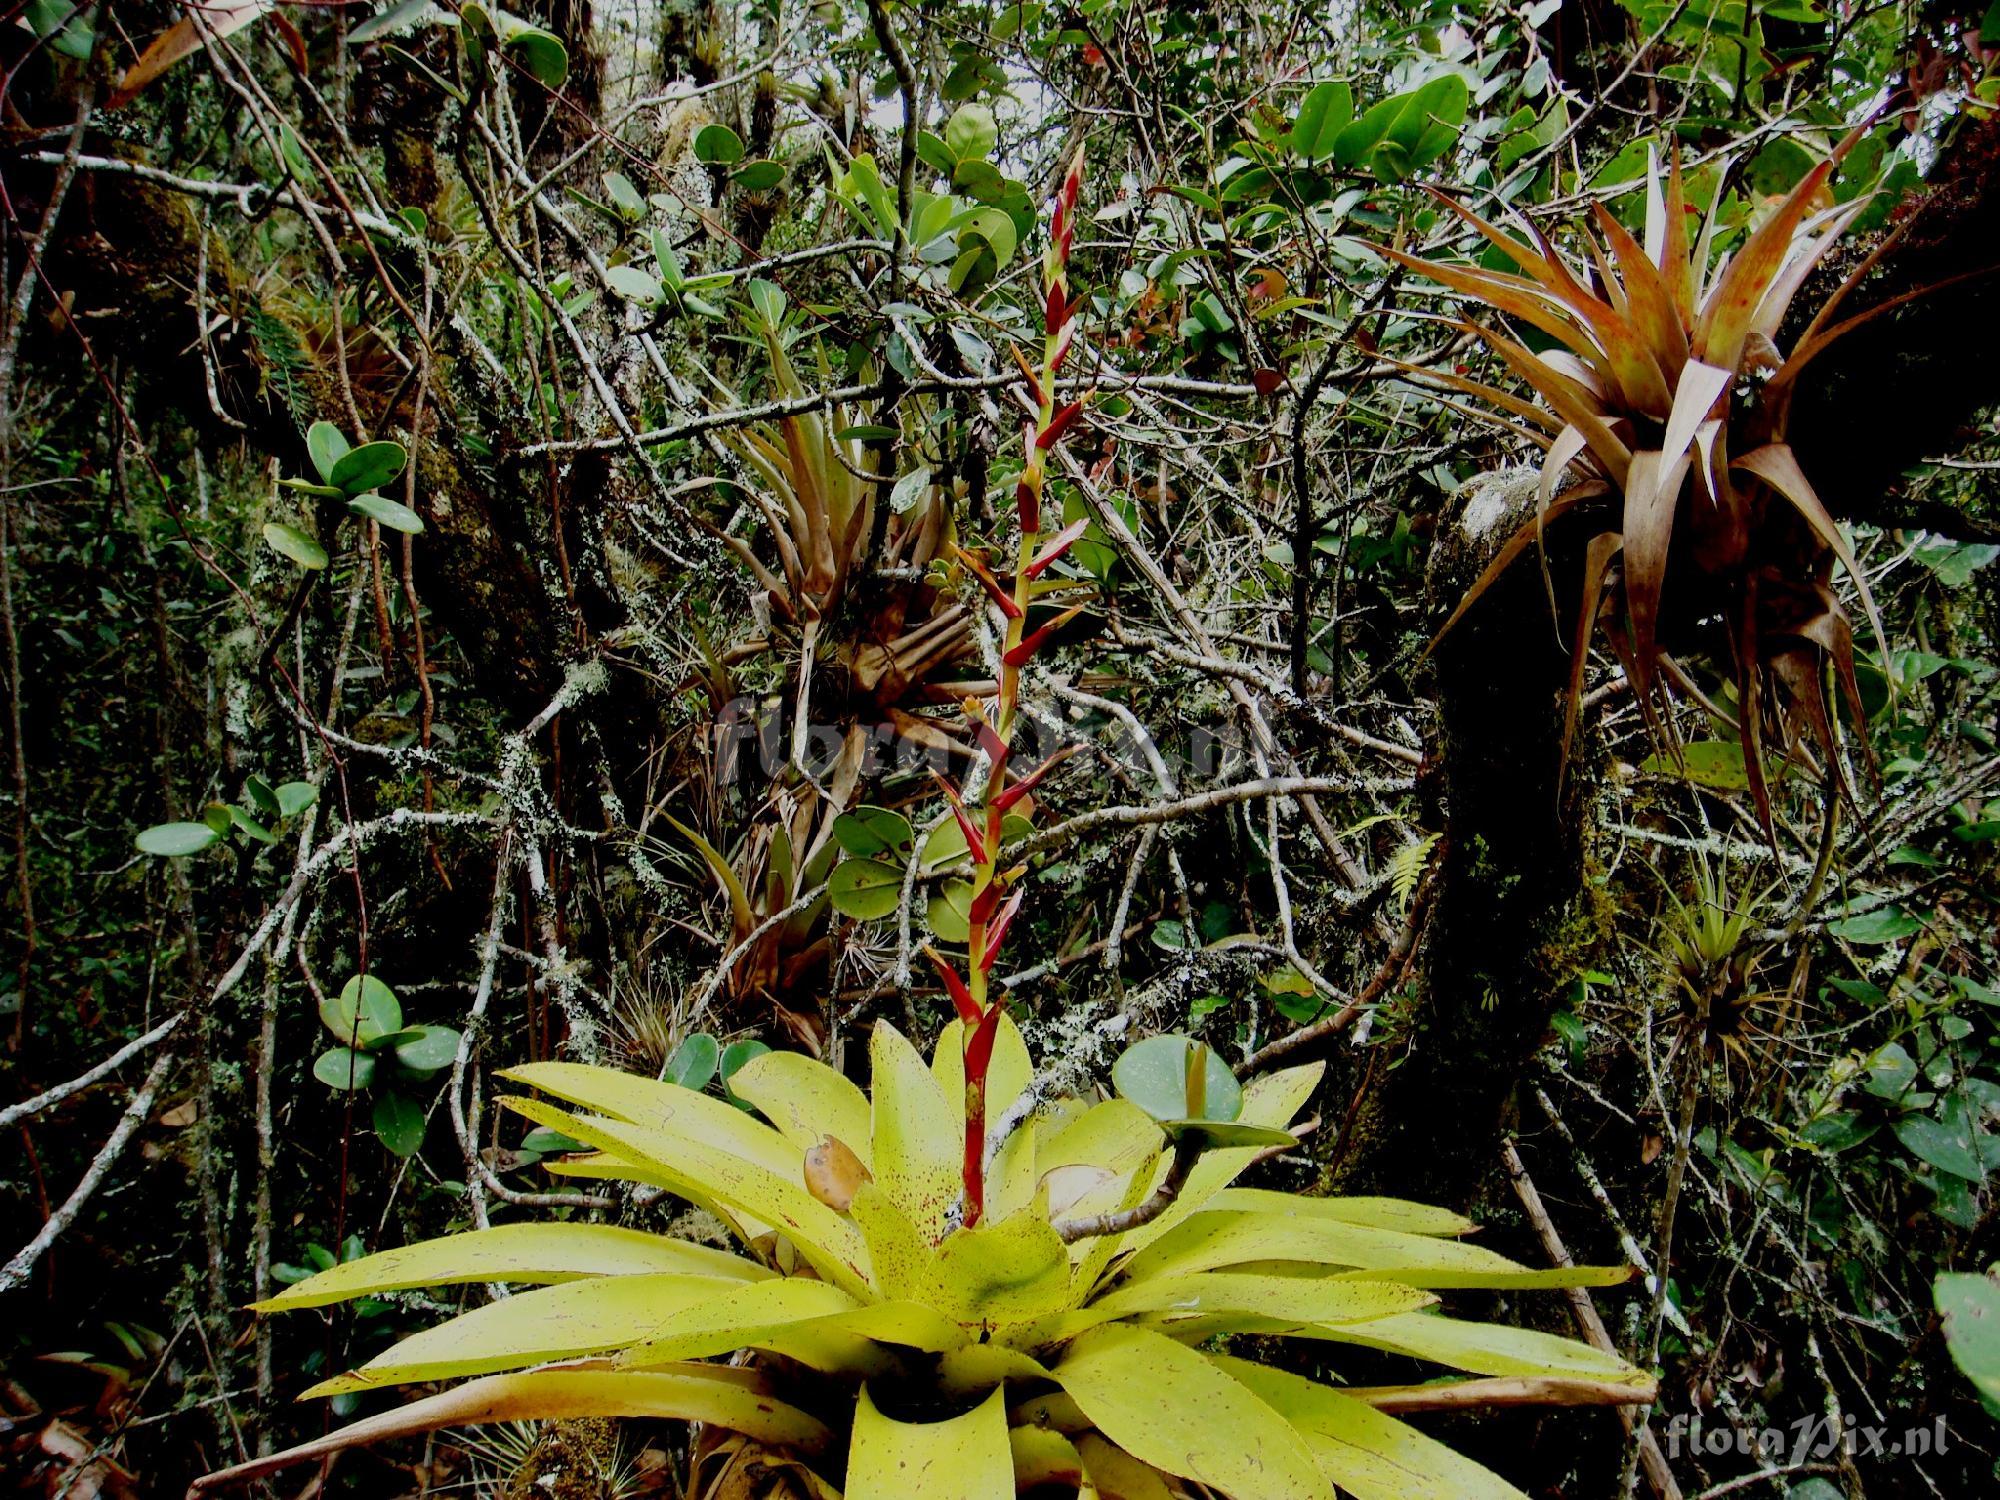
[255,1223,768,1310]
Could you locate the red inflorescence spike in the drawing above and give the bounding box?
[1014,477,1041,533]
[1060,152,1085,217]
[991,742,1080,812]
[980,888,1025,973]
[1009,343,1043,408]
[1049,319,1077,374]
[1003,603,1087,668]
[1025,517,1091,577]
[965,1001,1003,1077]
[952,545,1023,619]
[964,709,1007,769]
[931,771,989,866]
[969,879,1004,927]
[923,946,981,1026]
[1044,280,1069,338]
[1037,401,1084,451]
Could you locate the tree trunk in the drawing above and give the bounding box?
[1331,469,1607,1209]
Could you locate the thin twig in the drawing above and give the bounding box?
[0,1046,178,1294]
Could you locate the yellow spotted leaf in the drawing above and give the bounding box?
[616,1276,860,1367]
[502,1061,801,1178]
[1088,1271,1434,1332]
[503,1097,872,1297]
[933,1204,1074,1326]
[1206,1188,1475,1238]
[986,1115,1039,1222]
[189,1368,830,1494]
[871,1021,962,1240]
[731,1049,875,1169]
[1054,1324,1330,1500]
[846,1385,1012,1500]
[1120,1210,1631,1290]
[306,1273,733,1393]
[852,1182,951,1307]
[1311,1311,1654,1387]
[1010,1425,1085,1491]
[1075,1434,1177,1500]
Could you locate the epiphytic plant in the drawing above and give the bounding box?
[195,1020,1649,1499]
[1399,136,1890,829]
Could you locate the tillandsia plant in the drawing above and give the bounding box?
[194,1020,1653,1499]
[1396,133,1892,831]
[716,278,971,717]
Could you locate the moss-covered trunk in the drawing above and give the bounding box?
[1331,470,1603,1210]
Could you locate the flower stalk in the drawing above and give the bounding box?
[940,149,1086,1228]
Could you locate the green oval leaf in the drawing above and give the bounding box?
[135,821,221,857]
[830,858,904,920]
[602,170,646,219]
[1828,907,1923,945]
[505,27,568,89]
[329,441,408,498]
[518,1126,590,1156]
[263,522,328,571]
[720,1039,771,1111]
[227,806,277,845]
[944,103,998,164]
[665,1032,720,1092]
[1895,1114,1984,1181]
[832,806,914,860]
[1290,80,1354,162]
[1385,74,1467,156]
[927,879,973,943]
[604,264,665,305]
[1113,1034,1243,1125]
[307,420,351,484]
[314,1047,378,1091]
[1639,740,1748,790]
[373,1090,428,1156]
[274,781,318,817]
[393,1024,462,1074]
[731,159,785,192]
[694,123,745,165]
[1937,1270,2000,1417]
[349,493,425,533]
[321,974,404,1049]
